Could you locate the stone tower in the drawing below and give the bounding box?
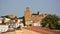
[24,7,32,21]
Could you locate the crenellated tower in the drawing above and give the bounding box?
[24,7,32,21]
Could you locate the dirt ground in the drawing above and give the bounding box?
[2,30,23,34]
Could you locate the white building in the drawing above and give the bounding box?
[13,19,24,28]
[33,22,42,26]
[4,18,10,23]
[0,25,8,32]
[0,18,3,23]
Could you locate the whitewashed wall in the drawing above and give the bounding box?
[0,20,2,23]
[0,25,8,32]
[4,18,10,23]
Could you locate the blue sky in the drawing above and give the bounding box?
[0,0,60,17]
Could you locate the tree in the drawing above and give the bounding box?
[29,24,32,26]
[42,14,60,29]
[4,15,17,20]
[22,17,26,26]
[19,16,26,26]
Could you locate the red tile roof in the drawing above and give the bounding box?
[23,26,58,34]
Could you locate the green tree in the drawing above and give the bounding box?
[29,24,32,26]
[42,14,60,29]
[22,16,26,26]
[19,17,26,26]
[4,15,17,20]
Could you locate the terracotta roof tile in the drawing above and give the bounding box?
[23,26,58,34]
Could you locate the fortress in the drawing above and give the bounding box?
[24,7,47,26]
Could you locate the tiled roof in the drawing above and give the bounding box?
[23,26,59,34]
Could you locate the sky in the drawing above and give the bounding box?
[0,0,60,17]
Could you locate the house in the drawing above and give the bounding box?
[13,19,20,28]
[22,26,57,34]
[19,19,24,27]
[5,19,15,28]
[0,25,8,32]
[6,19,22,28]
[4,18,10,23]
[0,18,3,23]
[18,17,24,27]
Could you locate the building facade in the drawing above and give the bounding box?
[24,7,47,26]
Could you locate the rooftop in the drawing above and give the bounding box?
[23,26,60,34]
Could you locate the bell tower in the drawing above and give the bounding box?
[24,7,32,21]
